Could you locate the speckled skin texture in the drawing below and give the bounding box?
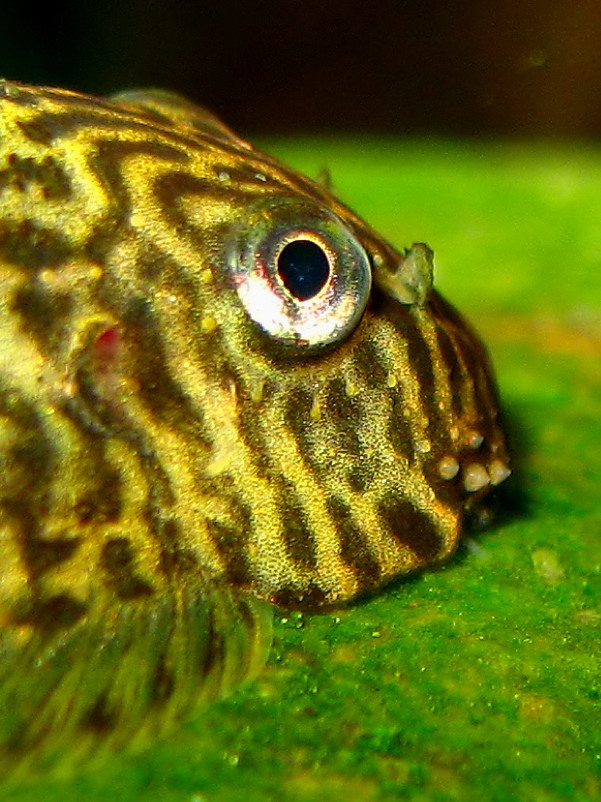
[0,82,510,780]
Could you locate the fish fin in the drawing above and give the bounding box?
[0,571,271,783]
[110,88,251,147]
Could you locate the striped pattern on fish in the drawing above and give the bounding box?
[0,81,510,779]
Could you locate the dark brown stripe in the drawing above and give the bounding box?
[284,387,329,481]
[156,518,199,578]
[433,319,465,418]
[86,137,187,234]
[327,496,382,590]
[233,593,263,645]
[150,651,176,707]
[0,379,55,497]
[15,115,56,144]
[83,211,126,266]
[136,241,181,283]
[4,83,334,205]
[352,338,389,389]
[100,537,154,600]
[3,495,81,584]
[10,95,249,160]
[378,493,442,563]
[122,297,180,420]
[0,153,72,199]
[120,296,212,451]
[404,315,436,415]
[24,536,81,578]
[61,387,178,571]
[0,219,72,271]
[11,593,88,634]
[74,461,123,525]
[10,279,73,356]
[80,692,118,735]
[271,583,328,610]
[278,479,318,571]
[387,390,416,461]
[153,170,266,237]
[441,313,499,444]
[15,107,197,146]
[79,136,190,271]
[430,291,499,416]
[205,495,254,587]
[132,244,238,428]
[385,301,449,453]
[200,602,224,679]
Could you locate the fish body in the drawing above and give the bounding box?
[0,81,510,778]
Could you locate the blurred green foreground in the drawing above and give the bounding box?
[9,140,601,802]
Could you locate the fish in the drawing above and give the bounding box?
[0,81,511,781]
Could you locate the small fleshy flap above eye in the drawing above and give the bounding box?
[373,243,434,307]
[227,198,372,350]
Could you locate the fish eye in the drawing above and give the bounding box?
[276,239,330,301]
[228,199,372,350]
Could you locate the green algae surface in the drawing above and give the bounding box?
[7,140,601,802]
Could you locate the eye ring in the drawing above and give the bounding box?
[228,198,372,350]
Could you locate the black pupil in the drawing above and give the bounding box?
[277,239,330,301]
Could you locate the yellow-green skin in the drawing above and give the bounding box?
[0,82,510,779]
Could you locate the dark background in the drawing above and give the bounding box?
[2,0,601,136]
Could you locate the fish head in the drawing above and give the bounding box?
[0,84,511,609]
